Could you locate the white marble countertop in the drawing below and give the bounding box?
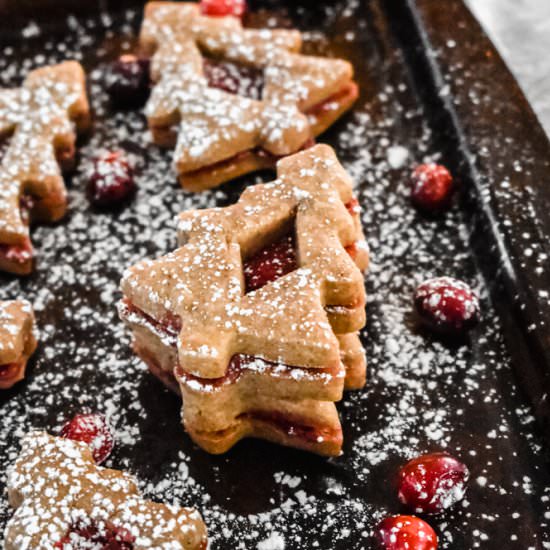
[466,0,550,137]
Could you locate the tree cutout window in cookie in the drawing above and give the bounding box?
[119,145,369,456]
[242,220,297,293]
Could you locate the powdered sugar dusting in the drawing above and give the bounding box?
[0,2,549,549]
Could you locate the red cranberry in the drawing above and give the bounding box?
[376,516,438,550]
[56,520,134,549]
[88,151,135,208]
[398,452,469,514]
[243,234,297,292]
[60,413,114,464]
[105,54,150,106]
[410,163,453,211]
[200,0,246,18]
[414,277,480,334]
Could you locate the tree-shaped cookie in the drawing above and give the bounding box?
[0,300,37,389]
[140,1,358,191]
[119,145,368,455]
[0,61,90,275]
[5,432,208,549]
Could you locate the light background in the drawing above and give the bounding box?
[466,0,550,136]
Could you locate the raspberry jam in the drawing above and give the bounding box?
[345,197,361,216]
[376,515,438,550]
[203,58,264,100]
[200,0,246,18]
[0,363,23,389]
[0,363,20,378]
[245,410,342,445]
[414,277,480,334]
[398,452,469,514]
[56,520,134,549]
[243,233,297,292]
[60,413,114,465]
[0,241,32,264]
[307,81,359,117]
[410,163,453,212]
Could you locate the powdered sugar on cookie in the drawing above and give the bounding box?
[0,61,90,275]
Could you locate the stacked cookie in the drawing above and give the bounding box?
[140,1,359,191]
[119,144,369,456]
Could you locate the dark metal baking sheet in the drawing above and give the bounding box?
[1,1,549,548]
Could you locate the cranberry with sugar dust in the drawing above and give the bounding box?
[376,515,438,550]
[414,276,480,334]
[398,452,469,514]
[105,54,150,106]
[88,151,135,208]
[60,413,114,464]
[200,0,247,18]
[410,163,453,212]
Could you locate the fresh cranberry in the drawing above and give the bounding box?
[414,277,480,334]
[410,163,453,212]
[56,520,134,549]
[243,234,297,292]
[376,516,438,550]
[88,151,135,208]
[203,59,264,99]
[200,0,246,18]
[60,413,114,464]
[398,452,469,514]
[105,54,150,106]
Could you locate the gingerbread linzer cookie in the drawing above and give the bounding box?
[139,1,359,191]
[118,145,369,456]
[0,300,37,390]
[5,432,208,549]
[0,61,90,275]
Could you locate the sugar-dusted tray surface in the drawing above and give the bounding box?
[0,2,549,548]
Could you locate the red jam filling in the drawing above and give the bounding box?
[306,81,359,117]
[241,410,342,445]
[345,242,359,260]
[242,199,360,291]
[203,58,264,100]
[120,301,340,388]
[345,197,360,216]
[202,56,356,120]
[55,521,134,549]
[0,363,22,386]
[243,232,297,292]
[178,137,317,181]
[175,353,339,390]
[0,237,33,265]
